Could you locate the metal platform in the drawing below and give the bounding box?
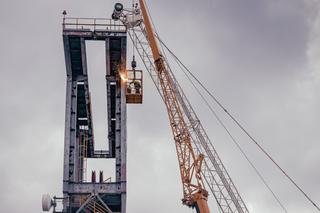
[61,17,127,213]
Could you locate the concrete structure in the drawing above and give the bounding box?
[60,17,127,213]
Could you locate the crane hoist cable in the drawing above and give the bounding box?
[131,0,136,60]
[157,36,320,212]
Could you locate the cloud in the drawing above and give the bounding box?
[0,0,319,212]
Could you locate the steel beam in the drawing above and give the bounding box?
[61,19,127,213]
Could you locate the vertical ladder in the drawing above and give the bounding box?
[79,131,88,182]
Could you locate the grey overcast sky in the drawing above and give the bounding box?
[0,0,320,212]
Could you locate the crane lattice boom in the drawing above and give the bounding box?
[114,1,250,212]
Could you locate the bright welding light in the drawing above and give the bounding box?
[119,71,128,82]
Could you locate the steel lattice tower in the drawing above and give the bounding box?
[60,17,128,213]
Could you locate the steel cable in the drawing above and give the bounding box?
[155,36,320,212]
[141,1,320,211]
[156,36,288,213]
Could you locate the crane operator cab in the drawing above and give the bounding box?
[125,56,143,104]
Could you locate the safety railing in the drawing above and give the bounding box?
[63,17,126,32]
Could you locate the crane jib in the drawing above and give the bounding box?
[116,0,250,212]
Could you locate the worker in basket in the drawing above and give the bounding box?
[131,79,141,94]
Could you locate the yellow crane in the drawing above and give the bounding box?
[113,1,249,212]
[137,1,210,211]
[138,1,210,211]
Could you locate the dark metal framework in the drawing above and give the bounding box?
[61,17,127,213]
